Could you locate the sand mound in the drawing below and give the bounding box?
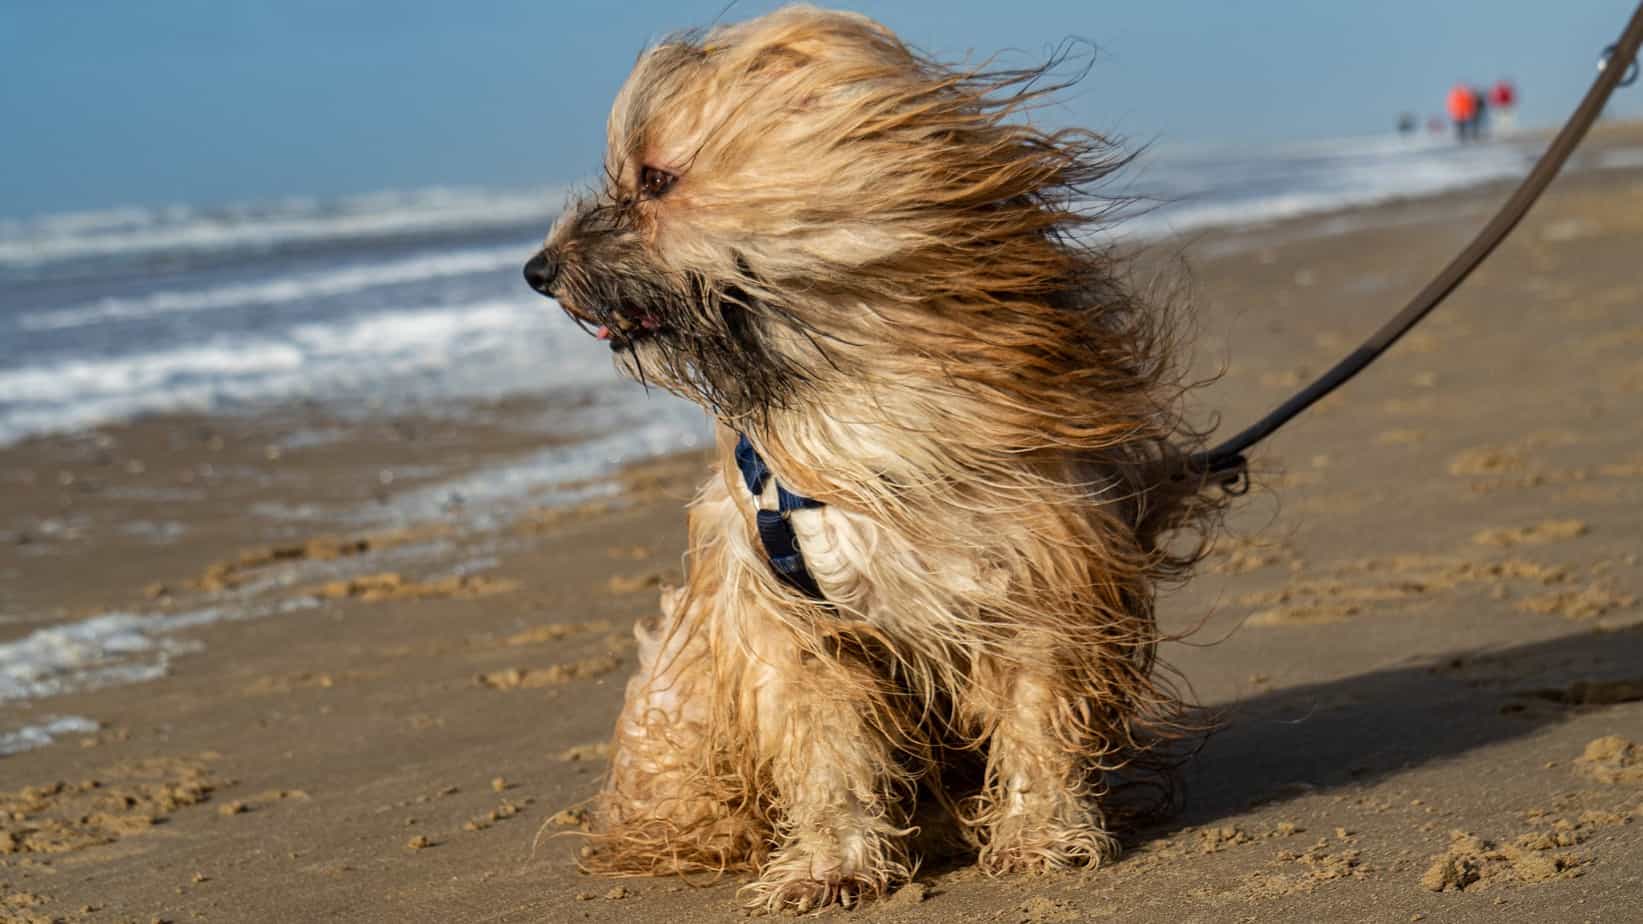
[307,571,518,602]
[166,526,449,594]
[0,755,218,856]
[475,654,622,690]
[1575,736,1643,784]
[1517,585,1637,621]
[1472,519,1588,547]
[1419,830,1586,892]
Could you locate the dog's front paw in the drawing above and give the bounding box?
[978,813,1120,875]
[745,872,872,914]
[740,836,908,913]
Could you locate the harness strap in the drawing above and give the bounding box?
[733,434,826,599]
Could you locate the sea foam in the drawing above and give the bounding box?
[0,296,608,445]
[0,716,101,756]
[1122,134,1533,239]
[19,244,530,331]
[0,601,315,706]
[0,186,563,268]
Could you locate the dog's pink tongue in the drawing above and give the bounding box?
[596,325,611,340]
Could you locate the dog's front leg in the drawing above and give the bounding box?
[588,478,765,874]
[971,651,1120,873]
[590,582,763,872]
[737,615,913,912]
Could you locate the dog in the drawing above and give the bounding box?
[524,6,1219,911]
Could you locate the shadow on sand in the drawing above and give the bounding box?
[1170,623,1643,828]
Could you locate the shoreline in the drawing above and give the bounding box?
[6,122,1643,456]
[2,133,1642,922]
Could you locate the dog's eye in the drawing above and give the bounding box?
[639,165,678,199]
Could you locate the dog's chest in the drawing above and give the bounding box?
[745,476,873,607]
[747,478,997,630]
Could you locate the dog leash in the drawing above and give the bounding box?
[735,6,1643,596]
[1187,0,1643,493]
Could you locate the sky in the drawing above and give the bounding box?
[2,0,1640,219]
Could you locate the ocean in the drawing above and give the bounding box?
[0,132,1580,467]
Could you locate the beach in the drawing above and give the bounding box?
[3,126,1643,923]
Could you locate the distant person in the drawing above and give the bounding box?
[1427,114,1447,135]
[1447,83,1479,141]
[1489,79,1518,133]
[1472,86,1490,138]
[1397,111,1418,135]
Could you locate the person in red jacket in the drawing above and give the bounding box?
[1448,83,1480,141]
[1490,79,1519,132]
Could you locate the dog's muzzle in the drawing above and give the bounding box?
[524,249,664,350]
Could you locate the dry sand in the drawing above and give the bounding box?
[3,130,1643,922]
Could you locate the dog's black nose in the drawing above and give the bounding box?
[523,250,560,296]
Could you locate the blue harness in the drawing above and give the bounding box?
[733,434,826,599]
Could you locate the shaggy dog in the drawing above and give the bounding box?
[523,6,1219,911]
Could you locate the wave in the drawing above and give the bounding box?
[19,243,531,331]
[0,716,101,756]
[0,186,564,268]
[1597,147,1643,170]
[0,134,1570,450]
[375,408,711,527]
[0,296,612,445]
[0,137,1545,272]
[1119,135,1534,239]
[0,600,315,708]
[0,610,208,704]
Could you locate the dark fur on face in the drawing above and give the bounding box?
[536,181,829,419]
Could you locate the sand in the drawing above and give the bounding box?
[3,128,1643,922]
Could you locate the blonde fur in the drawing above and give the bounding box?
[532,6,1221,912]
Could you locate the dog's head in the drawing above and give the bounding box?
[525,6,1131,423]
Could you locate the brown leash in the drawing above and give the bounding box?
[1190,1,1643,492]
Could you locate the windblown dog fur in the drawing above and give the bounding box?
[527,6,1220,911]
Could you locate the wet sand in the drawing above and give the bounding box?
[3,129,1643,923]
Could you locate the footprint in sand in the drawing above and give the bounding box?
[1449,446,1524,477]
[1598,457,1643,478]
[1516,585,1637,621]
[1240,550,1597,629]
[557,742,612,762]
[1376,428,1426,447]
[306,572,519,602]
[1575,736,1643,784]
[1246,604,1359,627]
[1580,323,1643,353]
[174,526,451,594]
[1260,369,1307,389]
[0,754,219,856]
[1381,396,1439,417]
[475,654,623,690]
[498,621,611,647]
[1205,535,1295,575]
[243,671,378,695]
[1472,519,1588,548]
[605,571,670,595]
[1604,360,1643,393]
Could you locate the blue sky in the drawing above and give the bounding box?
[3,0,1639,218]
